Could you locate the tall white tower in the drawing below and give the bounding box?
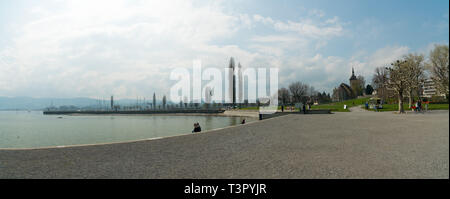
[228,57,235,104]
[238,62,243,103]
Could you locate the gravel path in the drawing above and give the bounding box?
[0,110,448,178]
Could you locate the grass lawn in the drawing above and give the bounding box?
[311,97,370,112]
[238,106,259,110]
[238,97,371,112]
[238,98,447,112]
[367,103,449,112]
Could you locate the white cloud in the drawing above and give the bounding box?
[1,0,350,98]
[252,14,344,39]
[0,0,253,98]
[1,0,422,99]
[348,45,410,83]
[309,9,325,18]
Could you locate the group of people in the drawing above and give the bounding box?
[364,99,429,112]
[412,100,428,112]
[364,101,378,111]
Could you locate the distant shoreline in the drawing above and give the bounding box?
[66,112,258,118]
[43,109,225,115]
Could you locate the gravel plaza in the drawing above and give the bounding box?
[0,109,448,179]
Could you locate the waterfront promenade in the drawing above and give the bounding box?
[0,109,448,178]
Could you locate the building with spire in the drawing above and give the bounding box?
[332,68,362,102]
[349,68,360,96]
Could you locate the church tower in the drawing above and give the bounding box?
[349,68,359,97]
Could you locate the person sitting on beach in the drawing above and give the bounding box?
[196,123,201,132]
[192,123,197,133]
[192,122,201,133]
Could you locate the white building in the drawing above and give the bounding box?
[421,78,444,98]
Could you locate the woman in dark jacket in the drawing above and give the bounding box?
[192,123,201,133]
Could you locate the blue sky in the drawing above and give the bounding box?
[0,0,448,99]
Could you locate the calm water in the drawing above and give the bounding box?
[0,111,253,149]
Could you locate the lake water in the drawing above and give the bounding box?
[0,111,253,149]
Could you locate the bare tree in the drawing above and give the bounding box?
[372,67,389,101]
[427,44,449,100]
[308,86,317,96]
[386,60,409,113]
[355,75,366,96]
[289,81,308,103]
[403,53,425,107]
[278,88,290,105]
[307,86,318,104]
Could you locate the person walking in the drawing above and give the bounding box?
[418,100,422,112]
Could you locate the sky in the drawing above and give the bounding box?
[0,0,448,99]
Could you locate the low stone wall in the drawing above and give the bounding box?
[259,109,331,120]
[296,109,332,114]
[223,110,259,118]
[259,112,290,120]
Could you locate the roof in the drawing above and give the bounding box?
[349,67,357,80]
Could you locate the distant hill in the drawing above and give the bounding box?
[0,96,162,110]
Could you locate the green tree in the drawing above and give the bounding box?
[365,84,374,95]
